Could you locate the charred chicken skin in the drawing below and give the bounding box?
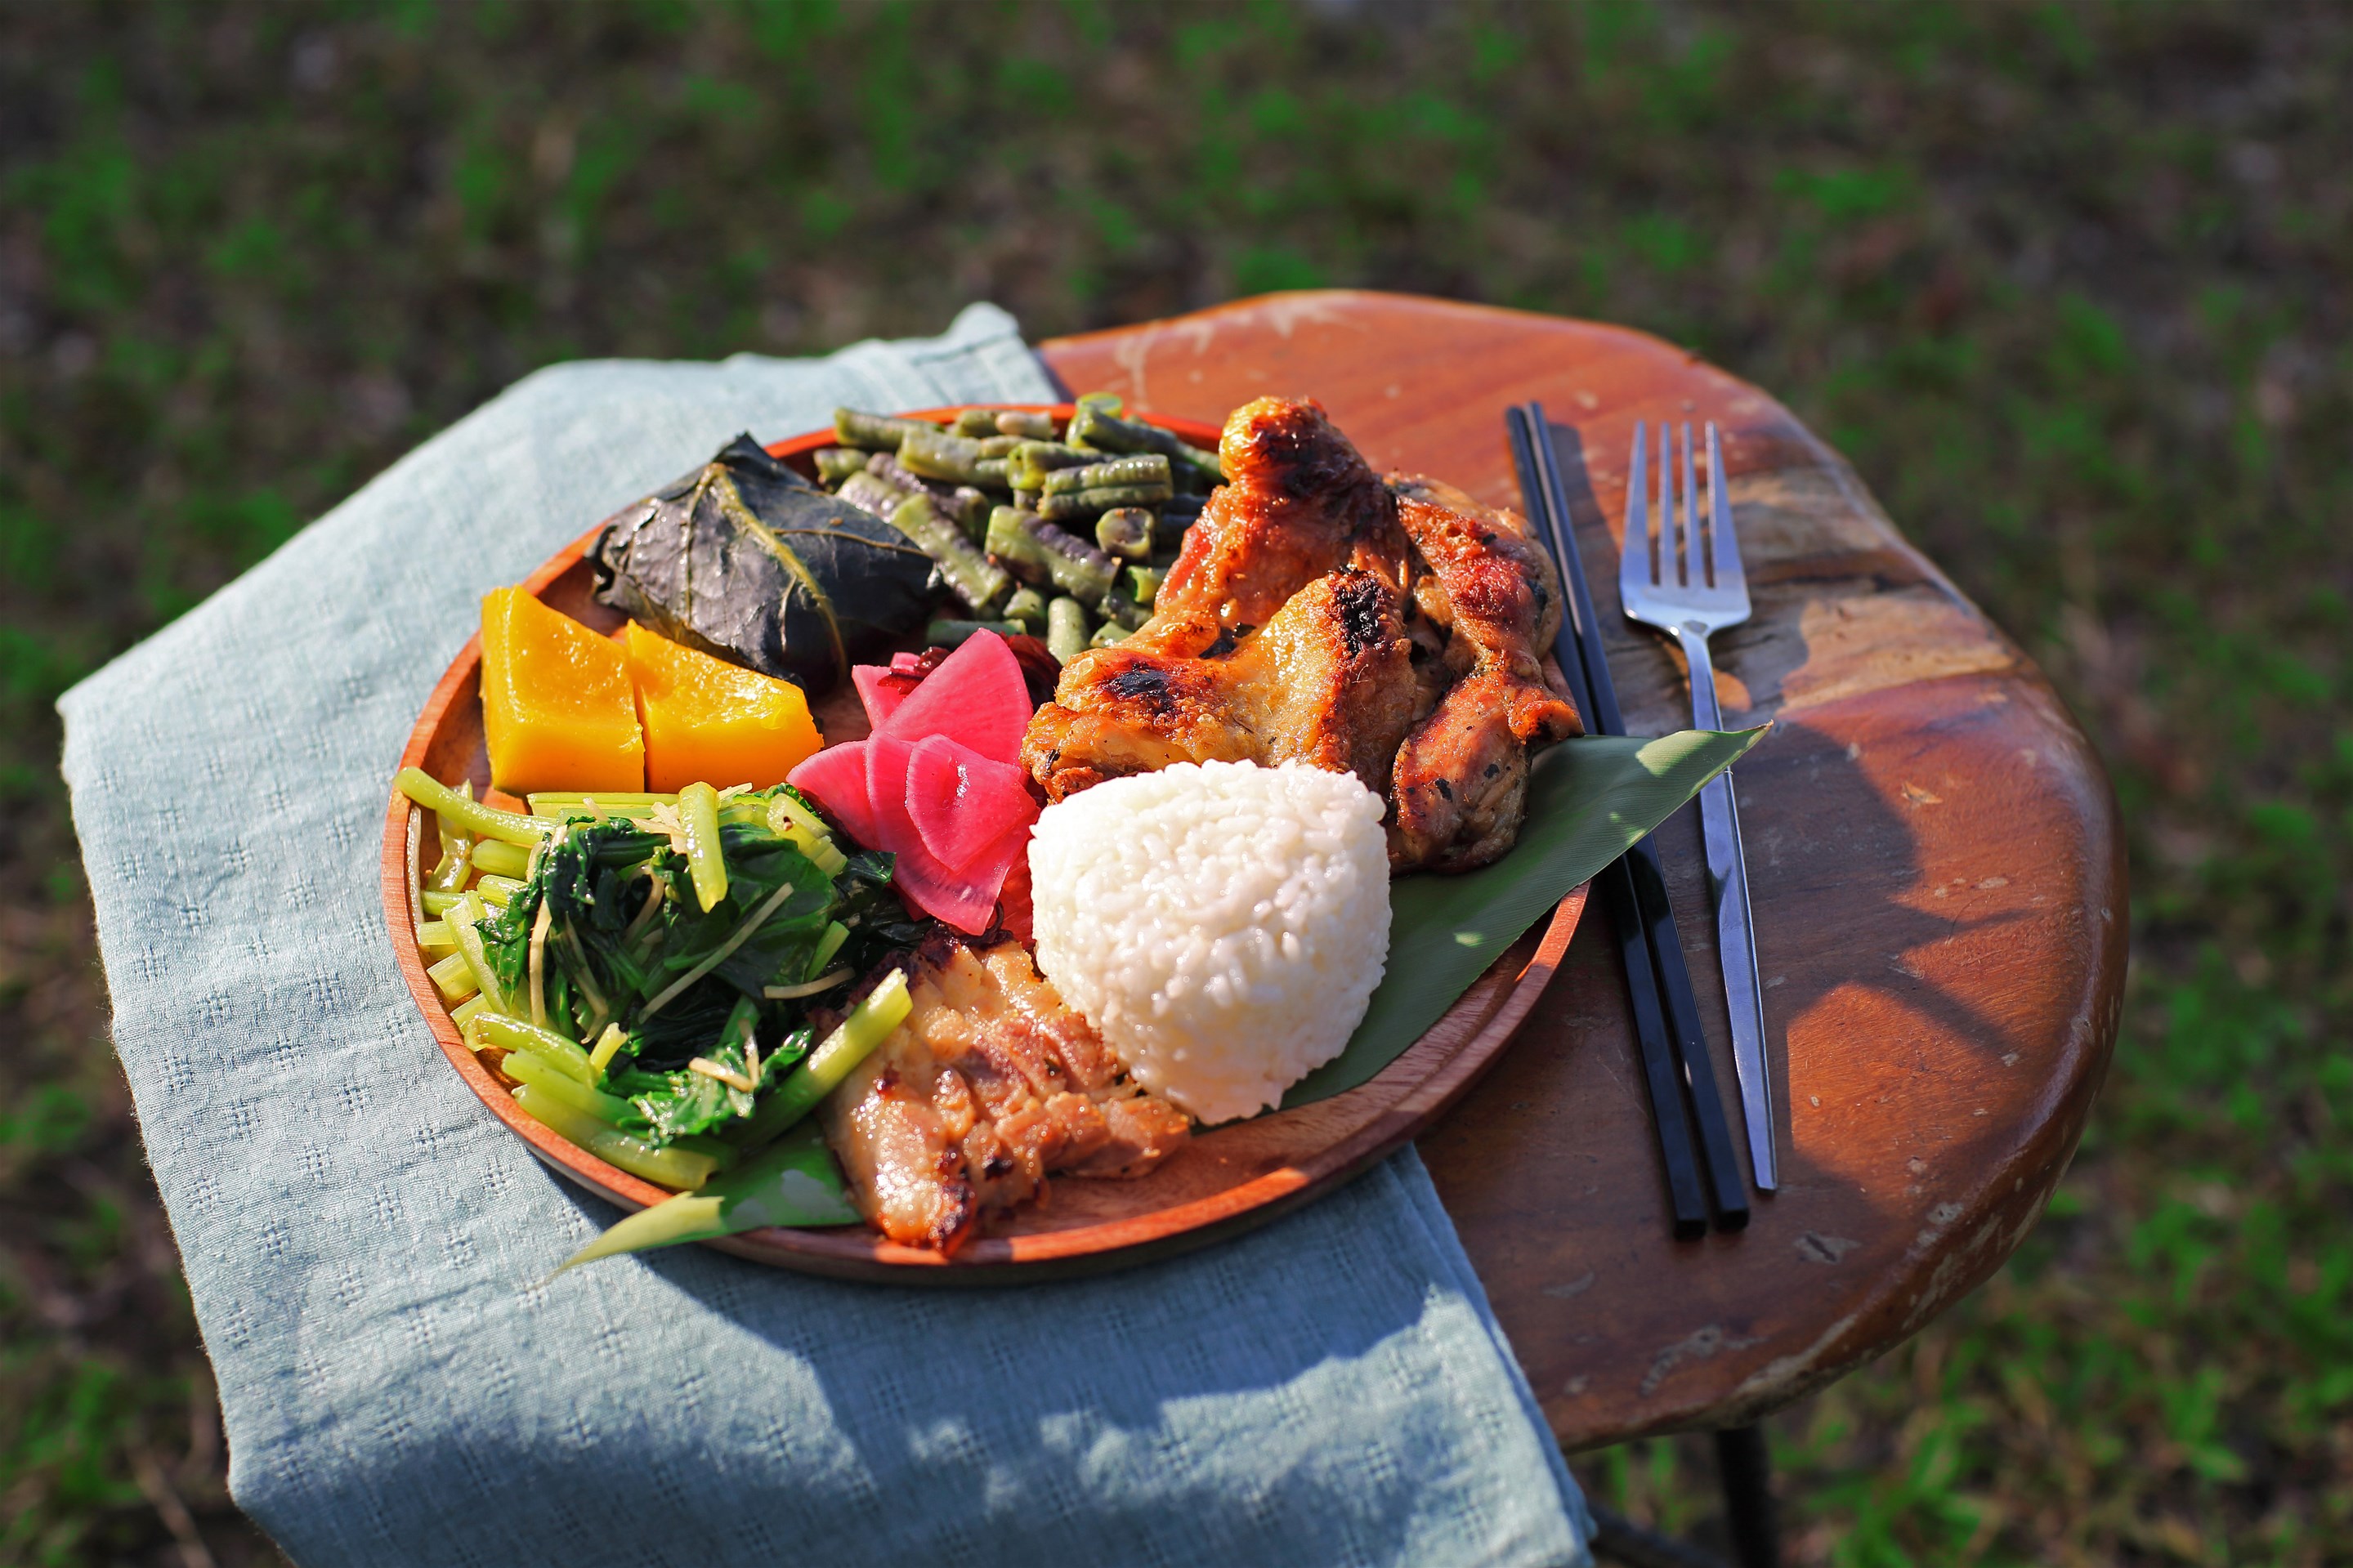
[821,937,1191,1252]
[1022,396,1580,870]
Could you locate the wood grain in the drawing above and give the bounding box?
[379,403,1590,1286]
[1040,293,2126,1447]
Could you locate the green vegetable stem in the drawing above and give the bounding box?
[395,767,555,847]
[677,782,729,912]
[512,1083,721,1191]
[729,968,910,1150]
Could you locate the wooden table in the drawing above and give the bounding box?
[1041,293,2125,1454]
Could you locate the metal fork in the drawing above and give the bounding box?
[1622,422,1776,1191]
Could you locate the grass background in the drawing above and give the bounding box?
[2,2,2347,1563]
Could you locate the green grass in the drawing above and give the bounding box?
[2,2,2349,1562]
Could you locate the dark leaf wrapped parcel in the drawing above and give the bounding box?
[592,435,939,693]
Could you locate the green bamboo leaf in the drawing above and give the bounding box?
[557,1121,860,1271]
[1281,727,1766,1108]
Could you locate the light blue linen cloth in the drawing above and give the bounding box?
[58,304,1592,1568]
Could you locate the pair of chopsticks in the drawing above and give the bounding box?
[1506,404,1750,1238]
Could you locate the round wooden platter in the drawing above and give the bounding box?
[380,402,1590,1284]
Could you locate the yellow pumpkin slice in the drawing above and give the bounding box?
[479,587,645,795]
[624,621,823,793]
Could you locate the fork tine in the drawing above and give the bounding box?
[1680,422,1701,590]
[1623,421,1650,601]
[1707,422,1742,592]
[1656,422,1675,587]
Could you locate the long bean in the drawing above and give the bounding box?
[1046,596,1090,664]
[677,782,727,912]
[1037,485,1173,520]
[1125,564,1163,608]
[832,408,937,450]
[394,768,555,847]
[812,446,870,484]
[1067,403,1225,484]
[925,619,1025,648]
[951,408,1002,438]
[835,471,906,519]
[890,493,1010,613]
[1041,453,1171,497]
[512,1083,719,1190]
[984,507,1118,604]
[995,409,1057,440]
[1095,588,1150,632]
[1002,586,1046,635]
[731,970,910,1150]
[1094,507,1155,561]
[897,427,987,485]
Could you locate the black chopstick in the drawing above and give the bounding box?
[1508,404,1751,1235]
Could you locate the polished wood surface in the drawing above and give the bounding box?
[1042,293,2125,1448]
[379,404,1590,1285]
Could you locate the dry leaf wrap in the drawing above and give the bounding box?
[591,434,937,693]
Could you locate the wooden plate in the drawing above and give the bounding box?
[378,403,1588,1284]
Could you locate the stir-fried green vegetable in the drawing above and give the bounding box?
[396,769,933,1191]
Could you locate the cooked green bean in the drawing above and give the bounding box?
[1125,563,1163,608]
[897,427,987,485]
[812,446,870,485]
[677,782,727,913]
[1042,453,1171,497]
[427,949,477,1004]
[1095,507,1155,561]
[469,838,532,880]
[942,485,991,539]
[951,408,1002,438]
[832,408,938,450]
[1075,391,1123,418]
[891,493,1010,612]
[974,457,1012,490]
[924,619,1025,648]
[1007,440,1092,489]
[512,1083,718,1190]
[1095,587,1150,632]
[1037,485,1174,520]
[975,434,1022,458]
[1089,619,1131,648]
[995,409,1057,440]
[1066,404,1225,485]
[394,768,554,847]
[984,507,1118,603]
[835,471,905,519]
[1046,596,1090,663]
[731,970,910,1151]
[1002,585,1047,635]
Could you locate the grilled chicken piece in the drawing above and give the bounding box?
[1024,565,1417,800]
[1132,395,1413,659]
[1386,479,1581,869]
[1022,397,1580,871]
[821,939,1190,1251]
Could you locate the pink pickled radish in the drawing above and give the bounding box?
[876,630,1031,766]
[906,734,1037,869]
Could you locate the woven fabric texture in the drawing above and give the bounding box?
[58,303,1591,1568]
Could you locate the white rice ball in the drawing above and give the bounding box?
[1029,759,1391,1125]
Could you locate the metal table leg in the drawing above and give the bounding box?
[1711,1427,1778,1568]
